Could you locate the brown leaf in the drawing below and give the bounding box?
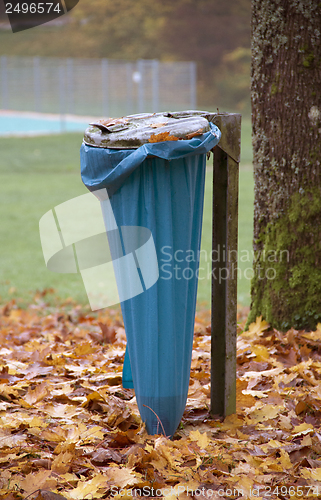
[32,459,52,469]
[186,128,205,139]
[51,451,74,474]
[148,131,179,143]
[23,382,49,405]
[91,448,123,465]
[295,400,309,415]
[19,470,56,495]
[98,322,117,343]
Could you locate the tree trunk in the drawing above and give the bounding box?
[248,0,321,331]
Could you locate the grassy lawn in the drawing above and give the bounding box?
[0,119,253,308]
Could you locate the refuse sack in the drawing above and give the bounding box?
[80,111,221,436]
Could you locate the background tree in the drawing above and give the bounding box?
[247,0,321,331]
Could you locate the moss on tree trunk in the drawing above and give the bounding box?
[247,0,321,331]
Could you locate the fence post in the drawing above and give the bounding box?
[190,62,197,109]
[152,60,159,113]
[33,57,41,113]
[102,59,109,117]
[67,58,74,115]
[126,62,134,116]
[137,59,144,113]
[210,112,241,417]
[58,62,66,132]
[0,56,8,110]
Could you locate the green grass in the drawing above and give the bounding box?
[0,118,253,308]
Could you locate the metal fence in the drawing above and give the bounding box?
[0,56,197,118]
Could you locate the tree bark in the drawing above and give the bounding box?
[248,0,321,331]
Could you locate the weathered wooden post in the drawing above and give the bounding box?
[210,113,241,417]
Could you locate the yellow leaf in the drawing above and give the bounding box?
[247,315,270,336]
[66,473,107,499]
[246,404,283,424]
[0,430,26,448]
[43,403,80,419]
[39,429,66,443]
[19,471,56,495]
[302,330,321,341]
[29,416,48,428]
[80,425,104,443]
[188,430,210,449]
[0,385,19,400]
[251,344,270,362]
[301,467,321,481]
[259,457,284,472]
[51,451,74,474]
[82,391,104,407]
[150,453,168,474]
[301,434,312,446]
[74,341,96,356]
[261,439,283,451]
[235,476,254,496]
[104,467,142,488]
[278,414,292,431]
[279,449,293,470]
[220,414,244,431]
[292,422,314,436]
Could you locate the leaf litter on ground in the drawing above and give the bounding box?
[0,293,321,499]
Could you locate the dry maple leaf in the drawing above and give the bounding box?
[189,429,210,450]
[65,473,108,500]
[19,470,56,495]
[246,315,270,336]
[23,382,49,405]
[98,321,117,343]
[148,131,179,143]
[95,117,129,127]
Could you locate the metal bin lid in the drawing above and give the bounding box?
[83,110,216,149]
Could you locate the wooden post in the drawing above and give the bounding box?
[210,113,241,417]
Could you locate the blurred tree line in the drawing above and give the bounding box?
[0,0,251,111]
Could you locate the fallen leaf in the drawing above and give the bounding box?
[150,121,169,128]
[19,470,56,495]
[148,131,179,142]
[246,315,270,336]
[23,382,49,405]
[188,430,210,450]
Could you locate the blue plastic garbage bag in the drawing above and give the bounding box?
[80,120,221,436]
